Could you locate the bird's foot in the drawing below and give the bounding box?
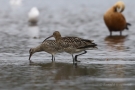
[75,60,81,62]
[29,60,34,64]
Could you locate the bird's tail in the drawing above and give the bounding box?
[125,23,131,30]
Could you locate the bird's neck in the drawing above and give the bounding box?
[34,45,42,52]
[55,35,62,43]
[111,6,117,12]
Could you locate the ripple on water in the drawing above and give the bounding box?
[0,0,135,90]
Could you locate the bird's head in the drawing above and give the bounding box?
[114,1,125,13]
[29,48,35,60]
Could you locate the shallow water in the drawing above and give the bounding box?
[0,0,135,90]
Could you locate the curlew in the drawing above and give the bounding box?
[29,40,63,62]
[43,31,97,63]
[104,1,131,36]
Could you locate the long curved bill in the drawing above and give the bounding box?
[29,53,32,60]
[42,35,53,43]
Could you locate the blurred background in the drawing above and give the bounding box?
[0,0,135,90]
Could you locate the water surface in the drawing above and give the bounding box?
[0,0,135,90]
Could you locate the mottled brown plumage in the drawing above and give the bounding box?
[43,31,97,63]
[29,40,63,62]
[104,1,131,36]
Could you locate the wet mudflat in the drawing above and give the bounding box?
[0,0,135,90]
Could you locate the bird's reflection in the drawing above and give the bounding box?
[27,25,40,39]
[29,62,98,80]
[104,35,128,51]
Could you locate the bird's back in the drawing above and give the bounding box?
[41,40,63,54]
[58,37,97,53]
[104,9,126,31]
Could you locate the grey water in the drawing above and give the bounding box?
[0,0,135,90]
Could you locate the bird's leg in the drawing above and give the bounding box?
[54,56,55,61]
[109,31,112,36]
[120,31,122,36]
[72,54,75,64]
[74,63,78,68]
[75,50,87,62]
[52,55,54,62]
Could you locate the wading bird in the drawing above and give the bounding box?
[104,1,131,36]
[43,31,97,63]
[29,40,63,62]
